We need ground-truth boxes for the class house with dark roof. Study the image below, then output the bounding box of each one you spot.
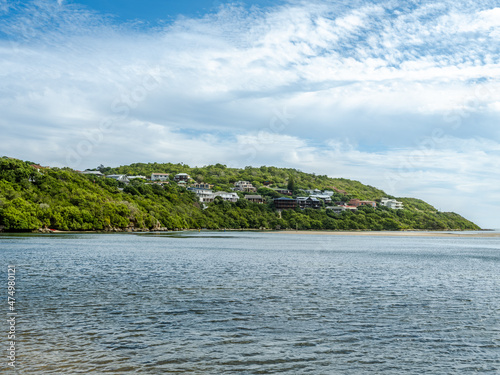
[174,173,190,182]
[297,196,321,209]
[273,197,297,210]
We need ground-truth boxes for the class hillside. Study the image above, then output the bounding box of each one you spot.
[101,163,387,200]
[0,158,480,232]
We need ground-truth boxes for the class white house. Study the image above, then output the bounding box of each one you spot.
[128,175,147,180]
[380,197,404,209]
[81,170,103,176]
[190,188,215,203]
[327,205,357,213]
[151,173,169,181]
[106,174,129,183]
[214,191,239,202]
[233,181,257,192]
[303,188,322,195]
[189,189,239,203]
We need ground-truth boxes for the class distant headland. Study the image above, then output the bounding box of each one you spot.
[0,157,480,232]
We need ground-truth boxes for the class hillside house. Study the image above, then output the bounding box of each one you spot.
[151,173,169,181]
[380,197,404,209]
[274,197,297,210]
[106,174,129,184]
[192,182,213,189]
[233,181,257,192]
[174,173,190,182]
[189,188,215,203]
[214,192,239,203]
[189,189,238,203]
[303,189,322,195]
[273,188,292,196]
[81,170,103,176]
[244,195,264,204]
[327,205,357,213]
[348,199,376,208]
[310,194,332,203]
[297,197,321,209]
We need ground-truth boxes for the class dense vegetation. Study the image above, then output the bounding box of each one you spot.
[101,162,386,199]
[0,158,480,232]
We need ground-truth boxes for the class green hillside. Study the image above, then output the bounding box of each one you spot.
[101,163,387,199]
[0,158,480,232]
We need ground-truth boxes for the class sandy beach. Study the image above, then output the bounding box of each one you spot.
[271,230,500,238]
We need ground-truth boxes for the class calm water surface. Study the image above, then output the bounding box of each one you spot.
[0,232,499,374]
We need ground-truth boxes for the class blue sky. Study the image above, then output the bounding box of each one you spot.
[1,0,500,228]
[66,0,284,23]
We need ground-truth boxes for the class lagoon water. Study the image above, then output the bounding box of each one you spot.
[1,232,499,374]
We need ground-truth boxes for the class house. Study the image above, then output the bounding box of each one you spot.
[106,174,130,184]
[233,181,257,192]
[303,188,322,195]
[31,164,50,173]
[192,182,213,189]
[128,175,146,180]
[189,188,215,203]
[327,205,357,214]
[263,181,273,186]
[272,188,292,195]
[297,196,321,209]
[81,170,103,176]
[273,197,297,210]
[327,206,345,214]
[214,191,239,203]
[189,189,239,203]
[380,197,404,209]
[174,173,190,182]
[348,199,376,208]
[322,190,334,197]
[310,194,332,203]
[151,173,169,181]
[244,195,264,204]
[177,180,187,187]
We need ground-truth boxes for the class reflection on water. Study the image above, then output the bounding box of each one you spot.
[1,232,499,374]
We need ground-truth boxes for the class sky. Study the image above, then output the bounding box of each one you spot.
[1,0,500,228]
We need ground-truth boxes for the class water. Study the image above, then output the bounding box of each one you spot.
[1,232,499,374]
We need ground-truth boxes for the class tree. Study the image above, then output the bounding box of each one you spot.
[287,175,295,193]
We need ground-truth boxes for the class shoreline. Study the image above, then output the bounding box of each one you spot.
[269,230,500,238]
[1,228,498,238]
